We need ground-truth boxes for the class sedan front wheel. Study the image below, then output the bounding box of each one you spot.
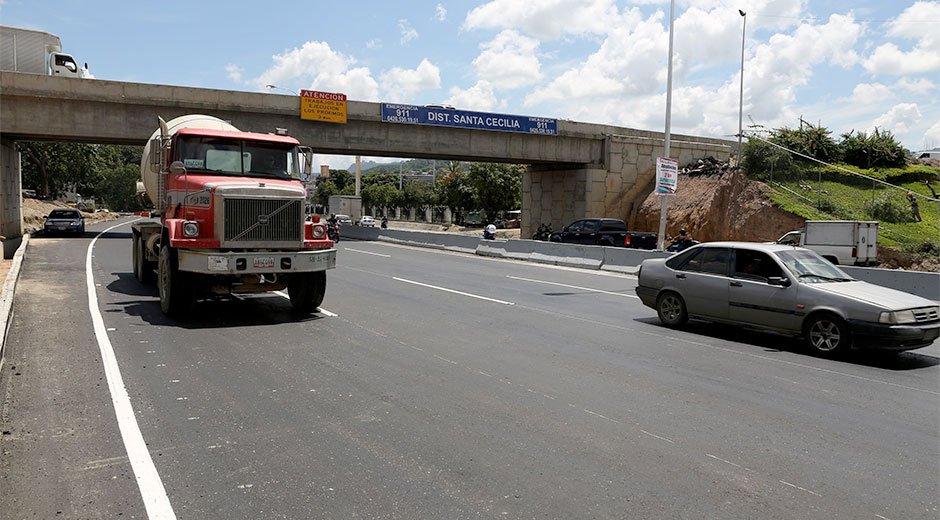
[804,313,851,356]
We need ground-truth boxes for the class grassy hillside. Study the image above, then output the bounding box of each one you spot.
[758,163,939,253]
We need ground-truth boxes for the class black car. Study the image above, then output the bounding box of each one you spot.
[43,208,85,235]
[548,218,657,249]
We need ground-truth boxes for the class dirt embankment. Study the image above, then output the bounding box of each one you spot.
[634,168,804,243]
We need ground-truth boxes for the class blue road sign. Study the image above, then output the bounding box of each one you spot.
[381,104,557,136]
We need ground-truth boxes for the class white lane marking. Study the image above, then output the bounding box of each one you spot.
[434,354,458,365]
[583,409,621,424]
[344,247,391,258]
[640,429,675,444]
[87,221,177,519]
[506,275,639,299]
[778,479,822,497]
[273,291,337,316]
[393,277,515,305]
[874,514,894,520]
[477,370,493,377]
[706,453,744,469]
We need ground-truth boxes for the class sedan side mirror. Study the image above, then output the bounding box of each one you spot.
[768,276,791,287]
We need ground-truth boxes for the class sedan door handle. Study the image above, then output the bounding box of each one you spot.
[675,273,686,279]
[730,281,743,287]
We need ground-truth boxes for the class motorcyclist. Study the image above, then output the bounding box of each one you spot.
[667,228,697,252]
[381,216,388,229]
[483,223,497,240]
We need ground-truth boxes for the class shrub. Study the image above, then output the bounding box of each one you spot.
[840,129,908,169]
[741,139,798,181]
[771,120,842,163]
[865,194,908,222]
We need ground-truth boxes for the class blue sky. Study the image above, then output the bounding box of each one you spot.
[2,0,938,169]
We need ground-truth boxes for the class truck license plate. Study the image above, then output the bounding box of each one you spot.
[253,257,275,269]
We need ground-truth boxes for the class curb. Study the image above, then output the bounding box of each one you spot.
[0,233,29,371]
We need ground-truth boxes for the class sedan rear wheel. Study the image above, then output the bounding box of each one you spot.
[656,292,688,328]
[804,314,851,356]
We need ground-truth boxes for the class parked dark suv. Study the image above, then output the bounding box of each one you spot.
[43,208,85,235]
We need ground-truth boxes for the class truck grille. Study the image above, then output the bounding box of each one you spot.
[223,198,302,243]
[913,307,939,323]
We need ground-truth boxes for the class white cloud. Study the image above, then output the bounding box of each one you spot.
[864,1,940,75]
[473,30,542,89]
[225,64,244,83]
[444,80,498,111]
[923,121,940,150]
[435,3,447,22]
[380,59,441,102]
[872,103,922,135]
[464,0,621,40]
[895,78,937,95]
[366,38,382,49]
[256,41,355,90]
[313,67,380,101]
[399,19,418,45]
[844,83,894,105]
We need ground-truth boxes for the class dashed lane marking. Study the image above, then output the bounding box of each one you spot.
[393,277,515,306]
[506,275,639,298]
[343,247,391,258]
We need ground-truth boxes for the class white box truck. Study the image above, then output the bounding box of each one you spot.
[0,25,87,78]
[776,220,878,266]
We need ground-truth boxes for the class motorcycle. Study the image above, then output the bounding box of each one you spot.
[327,222,340,242]
[381,218,388,229]
[531,223,553,241]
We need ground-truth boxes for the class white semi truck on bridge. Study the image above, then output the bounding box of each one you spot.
[0,25,88,78]
[132,115,336,316]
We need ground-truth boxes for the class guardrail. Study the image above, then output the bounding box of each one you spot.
[341,225,940,301]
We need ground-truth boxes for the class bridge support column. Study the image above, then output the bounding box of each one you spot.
[0,138,23,258]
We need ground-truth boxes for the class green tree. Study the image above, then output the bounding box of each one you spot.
[771,119,841,163]
[401,179,436,212]
[95,164,145,212]
[466,162,523,223]
[435,170,474,213]
[840,129,908,169]
[18,142,101,199]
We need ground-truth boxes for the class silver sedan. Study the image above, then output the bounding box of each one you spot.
[635,242,940,356]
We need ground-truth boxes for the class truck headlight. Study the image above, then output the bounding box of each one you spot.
[879,310,917,324]
[182,221,200,237]
[312,224,326,239]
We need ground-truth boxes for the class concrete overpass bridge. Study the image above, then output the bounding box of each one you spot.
[0,72,732,256]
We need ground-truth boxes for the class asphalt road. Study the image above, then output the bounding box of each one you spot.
[1,217,938,519]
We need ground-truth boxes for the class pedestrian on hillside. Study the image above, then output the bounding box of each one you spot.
[907,192,922,222]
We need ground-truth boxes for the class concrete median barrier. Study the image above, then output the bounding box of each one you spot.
[841,266,940,302]
[530,241,605,269]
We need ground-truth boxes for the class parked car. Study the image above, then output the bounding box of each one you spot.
[635,242,939,356]
[359,216,375,227]
[549,218,657,249]
[43,208,85,235]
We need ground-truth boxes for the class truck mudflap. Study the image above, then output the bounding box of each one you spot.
[176,249,336,275]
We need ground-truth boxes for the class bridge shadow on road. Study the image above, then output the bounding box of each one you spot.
[633,317,939,371]
[104,272,327,329]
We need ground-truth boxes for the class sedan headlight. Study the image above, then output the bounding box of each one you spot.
[879,310,917,324]
[182,221,200,238]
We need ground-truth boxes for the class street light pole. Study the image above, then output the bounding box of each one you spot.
[737,9,747,160]
[265,84,298,96]
[656,0,677,251]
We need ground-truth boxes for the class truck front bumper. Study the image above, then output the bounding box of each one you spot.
[177,248,336,275]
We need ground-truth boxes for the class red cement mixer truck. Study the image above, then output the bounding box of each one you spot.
[132,115,335,316]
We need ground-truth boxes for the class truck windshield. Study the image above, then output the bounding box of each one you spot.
[775,250,854,283]
[176,137,301,179]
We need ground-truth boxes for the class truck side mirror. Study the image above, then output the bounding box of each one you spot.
[169,161,186,175]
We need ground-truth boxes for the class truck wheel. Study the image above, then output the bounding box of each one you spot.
[656,291,688,328]
[132,236,142,280]
[288,271,327,313]
[803,313,851,356]
[159,244,193,316]
[133,236,154,284]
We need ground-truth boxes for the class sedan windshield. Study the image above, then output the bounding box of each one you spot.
[775,249,854,283]
[177,137,301,179]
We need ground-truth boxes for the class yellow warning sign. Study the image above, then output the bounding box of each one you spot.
[300,90,347,124]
